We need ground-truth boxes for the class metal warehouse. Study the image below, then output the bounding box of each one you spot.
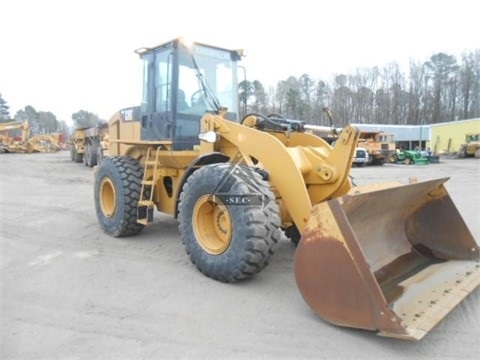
[353,118,480,154]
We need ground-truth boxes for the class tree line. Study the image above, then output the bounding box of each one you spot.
[1,49,479,137]
[240,50,480,127]
[0,95,102,141]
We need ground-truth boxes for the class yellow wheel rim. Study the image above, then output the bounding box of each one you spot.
[193,195,232,254]
[99,177,116,217]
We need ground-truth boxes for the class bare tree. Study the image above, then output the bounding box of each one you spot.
[331,74,353,126]
[244,48,478,126]
[348,67,378,123]
[311,80,330,125]
[298,74,315,121]
[407,60,425,124]
[459,50,480,119]
[275,77,303,119]
[250,80,268,115]
[424,53,458,123]
[238,80,253,118]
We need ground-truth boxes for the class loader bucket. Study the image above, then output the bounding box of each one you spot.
[294,177,480,340]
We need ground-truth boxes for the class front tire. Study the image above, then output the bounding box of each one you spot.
[94,156,144,237]
[97,146,104,166]
[83,146,90,166]
[178,163,282,283]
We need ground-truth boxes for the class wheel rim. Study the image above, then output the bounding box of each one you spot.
[99,177,116,217]
[193,195,232,254]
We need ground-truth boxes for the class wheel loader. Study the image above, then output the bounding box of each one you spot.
[458,133,480,158]
[93,37,480,341]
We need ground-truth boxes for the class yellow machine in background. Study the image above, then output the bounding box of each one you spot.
[0,120,64,153]
[93,38,479,341]
[357,131,396,165]
[28,133,62,153]
[70,123,108,166]
[0,120,34,153]
[458,133,480,158]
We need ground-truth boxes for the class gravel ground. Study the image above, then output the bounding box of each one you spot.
[1,152,479,359]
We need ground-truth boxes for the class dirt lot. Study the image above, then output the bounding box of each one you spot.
[1,152,479,359]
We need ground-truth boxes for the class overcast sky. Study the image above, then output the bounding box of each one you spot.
[1,0,478,124]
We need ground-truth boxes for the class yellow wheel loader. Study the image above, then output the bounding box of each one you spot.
[93,38,480,341]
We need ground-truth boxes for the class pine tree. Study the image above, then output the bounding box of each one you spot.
[0,93,10,120]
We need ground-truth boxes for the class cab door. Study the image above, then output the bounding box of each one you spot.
[140,44,174,142]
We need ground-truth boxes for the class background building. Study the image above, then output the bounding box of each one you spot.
[353,118,480,155]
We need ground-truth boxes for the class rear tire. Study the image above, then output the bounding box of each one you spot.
[94,156,144,237]
[75,150,83,163]
[84,143,98,167]
[178,163,282,283]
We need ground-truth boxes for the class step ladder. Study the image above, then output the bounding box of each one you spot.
[137,146,159,225]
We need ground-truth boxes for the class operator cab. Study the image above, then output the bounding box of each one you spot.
[136,38,243,150]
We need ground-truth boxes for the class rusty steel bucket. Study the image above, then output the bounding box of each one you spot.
[294,177,480,340]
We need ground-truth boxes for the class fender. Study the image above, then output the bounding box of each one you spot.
[174,152,230,217]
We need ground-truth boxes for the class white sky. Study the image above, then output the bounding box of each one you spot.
[1,0,478,124]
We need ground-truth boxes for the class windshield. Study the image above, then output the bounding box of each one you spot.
[178,44,239,118]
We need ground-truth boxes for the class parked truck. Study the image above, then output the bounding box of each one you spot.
[352,147,369,166]
[70,122,108,166]
[357,131,396,165]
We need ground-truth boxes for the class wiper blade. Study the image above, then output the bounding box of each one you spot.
[190,54,222,112]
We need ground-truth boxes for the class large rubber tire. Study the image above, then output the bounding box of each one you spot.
[97,146,104,166]
[75,150,83,163]
[83,146,89,166]
[84,143,98,167]
[178,163,282,283]
[94,156,145,237]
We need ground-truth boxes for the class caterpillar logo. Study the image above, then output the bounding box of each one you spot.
[121,108,134,122]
